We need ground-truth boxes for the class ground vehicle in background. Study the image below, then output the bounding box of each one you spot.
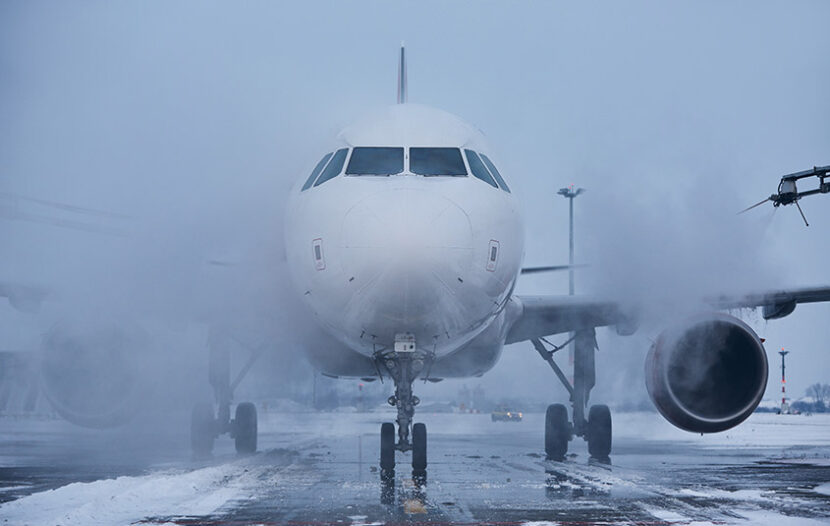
[491,407,523,422]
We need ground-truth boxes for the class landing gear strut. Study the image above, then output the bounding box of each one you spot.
[191,328,263,456]
[376,334,430,478]
[533,328,612,462]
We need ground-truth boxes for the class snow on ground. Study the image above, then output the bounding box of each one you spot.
[614,411,830,449]
[0,458,262,526]
[396,408,830,450]
[674,487,769,501]
[2,410,828,526]
[736,510,830,526]
[639,505,697,524]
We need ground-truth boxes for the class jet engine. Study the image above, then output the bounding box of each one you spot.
[645,313,768,433]
[39,324,148,428]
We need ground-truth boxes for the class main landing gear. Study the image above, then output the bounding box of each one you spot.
[191,329,264,457]
[376,334,430,482]
[533,328,612,462]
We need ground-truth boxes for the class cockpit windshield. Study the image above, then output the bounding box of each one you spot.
[410,147,467,176]
[302,152,333,191]
[480,153,510,193]
[464,149,498,188]
[346,147,404,176]
[313,148,348,187]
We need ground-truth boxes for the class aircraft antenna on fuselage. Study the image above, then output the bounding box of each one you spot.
[397,43,407,104]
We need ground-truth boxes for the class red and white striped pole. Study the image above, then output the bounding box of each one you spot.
[779,348,789,413]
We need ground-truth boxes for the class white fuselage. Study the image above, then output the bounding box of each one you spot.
[285,104,523,371]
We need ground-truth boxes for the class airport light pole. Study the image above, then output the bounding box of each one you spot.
[557,185,585,296]
[558,185,585,381]
[779,348,789,414]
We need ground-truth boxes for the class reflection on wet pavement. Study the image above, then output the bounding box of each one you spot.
[2,412,830,525]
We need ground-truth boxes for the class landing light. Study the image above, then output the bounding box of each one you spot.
[394,332,416,353]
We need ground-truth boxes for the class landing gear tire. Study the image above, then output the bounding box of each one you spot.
[586,404,612,460]
[234,402,258,454]
[545,403,569,461]
[191,402,215,457]
[380,422,396,478]
[412,422,427,472]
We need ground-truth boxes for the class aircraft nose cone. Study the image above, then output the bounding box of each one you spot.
[342,188,473,266]
[340,188,474,336]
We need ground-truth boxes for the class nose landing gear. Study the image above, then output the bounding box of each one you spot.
[375,336,431,480]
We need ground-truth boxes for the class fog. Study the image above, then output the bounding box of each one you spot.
[2,1,829,440]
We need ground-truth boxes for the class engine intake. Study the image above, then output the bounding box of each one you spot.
[645,313,767,433]
[39,324,147,428]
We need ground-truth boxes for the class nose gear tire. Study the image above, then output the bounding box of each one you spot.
[380,422,396,474]
[412,422,427,471]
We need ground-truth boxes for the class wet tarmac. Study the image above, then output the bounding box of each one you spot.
[2,410,830,525]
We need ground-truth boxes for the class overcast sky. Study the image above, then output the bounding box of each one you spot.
[2,1,829,409]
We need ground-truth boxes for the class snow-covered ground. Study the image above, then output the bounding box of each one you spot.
[616,411,830,449]
[2,460,258,525]
[1,410,829,526]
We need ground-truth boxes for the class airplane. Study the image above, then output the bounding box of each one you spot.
[188,47,830,477]
[6,46,828,479]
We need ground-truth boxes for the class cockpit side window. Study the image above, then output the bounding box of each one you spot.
[313,148,348,187]
[346,147,404,176]
[302,152,333,191]
[464,149,498,188]
[410,147,467,176]
[480,154,510,193]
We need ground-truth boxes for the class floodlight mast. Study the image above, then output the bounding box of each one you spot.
[556,184,587,425]
[557,185,585,296]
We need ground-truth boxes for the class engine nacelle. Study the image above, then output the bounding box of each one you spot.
[645,313,768,433]
[39,324,148,428]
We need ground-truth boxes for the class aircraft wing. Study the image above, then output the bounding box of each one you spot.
[505,285,830,344]
[703,286,830,320]
[505,295,630,344]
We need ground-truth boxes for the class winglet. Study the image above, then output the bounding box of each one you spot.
[397,43,407,104]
